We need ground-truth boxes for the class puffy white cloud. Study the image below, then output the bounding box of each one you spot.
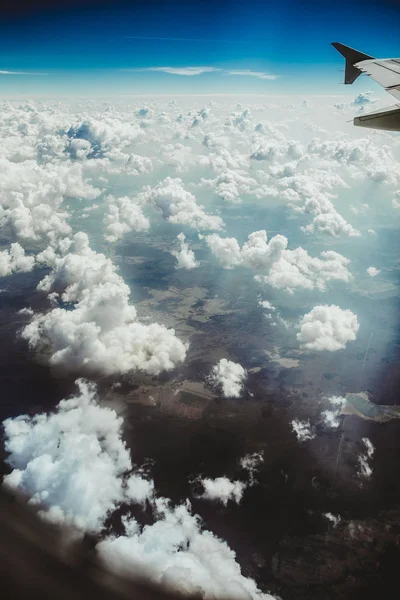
[257,248,352,293]
[321,411,340,428]
[205,234,242,269]
[357,456,372,478]
[321,395,346,428]
[297,305,359,351]
[335,92,377,112]
[302,211,361,239]
[197,476,246,506]
[258,299,276,311]
[238,231,287,270]
[278,172,361,239]
[22,289,187,377]
[224,109,252,131]
[323,513,341,527]
[250,139,303,162]
[357,437,375,479]
[0,243,35,277]
[22,233,188,376]
[291,419,315,442]
[2,379,132,532]
[367,266,380,277]
[125,474,155,506]
[97,498,276,600]
[18,307,34,316]
[239,451,264,485]
[306,136,390,169]
[206,231,352,293]
[0,159,100,243]
[3,378,276,600]
[171,233,199,270]
[36,232,122,300]
[66,118,143,159]
[139,177,224,231]
[362,437,375,459]
[104,195,150,243]
[207,230,284,270]
[199,148,249,175]
[209,168,257,204]
[209,358,247,398]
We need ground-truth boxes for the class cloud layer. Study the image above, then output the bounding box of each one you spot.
[0,93,397,599]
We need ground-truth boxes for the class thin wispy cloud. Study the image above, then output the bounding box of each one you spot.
[228,70,277,80]
[145,66,220,76]
[0,70,47,75]
[120,66,277,79]
[124,36,253,44]
[120,66,219,76]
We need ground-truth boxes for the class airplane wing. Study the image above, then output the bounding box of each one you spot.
[332,42,400,131]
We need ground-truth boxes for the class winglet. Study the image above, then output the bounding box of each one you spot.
[331,42,374,84]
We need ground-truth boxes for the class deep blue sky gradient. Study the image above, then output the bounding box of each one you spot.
[1,0,399,95]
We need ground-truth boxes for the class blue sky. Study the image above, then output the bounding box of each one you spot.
[0,0,399,96]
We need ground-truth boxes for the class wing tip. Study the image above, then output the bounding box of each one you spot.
[331,42,374,62]
[331,42,374,85]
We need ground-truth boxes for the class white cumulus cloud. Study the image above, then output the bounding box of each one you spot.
[0,243,35,277]
[104,194,150,243]
[321,395,346,428]
[297,305,359,351]
[239,451,264,485]
[323,513,341,527]
[291,419,315,442]
[357,437,375,479]
[197,476,246,506]
[0,160,100,244]
[3,379,132,532]
[22,233,188,376]
[139,177,224,231]
[209,358,247,398]
[367,266,380,277]
[206,230,352,293]
[125,474,155,506]
[97,498,276,600]
[3,380,276,600]
[171,233,199,269]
